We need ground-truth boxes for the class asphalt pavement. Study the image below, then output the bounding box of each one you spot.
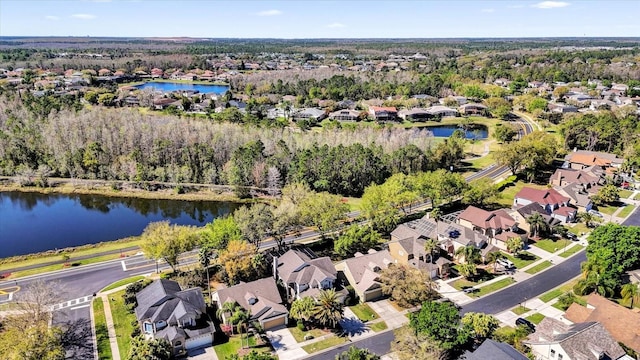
[623,205,640,226]
[303,329,395,360]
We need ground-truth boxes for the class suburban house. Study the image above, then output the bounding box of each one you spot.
[387,234,452,279]
[440,95,467,105]
[565,150,622,171]
[457,206,520,250]
[398,108,433,121]
[335,249,394,302]
[555,184,594,213]
[292,108,327,123]
[524,318,630,360]
[463,339,528,360]
[212,277,289,331]
[548,103,578,113]
[273,249,340,301]
[368,106,398,121]
[459,103,488,115]
[549,168,603,189]
[564,293,640,355]
[328,109,360,121]
[511,202,561,234]
[425,105,459,117]
[134,279,213,356]
[153,97,183,110]
[514,187,576,223]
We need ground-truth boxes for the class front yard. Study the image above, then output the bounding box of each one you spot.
[349,303,379,322]
[526,313,545,325]
[301,335,348,354]
[533,238,572,254]
[502,251,539,268]
[109,290,137,357]
[214,334,271,359]
[289,326,329,343]
[525,261,553,275]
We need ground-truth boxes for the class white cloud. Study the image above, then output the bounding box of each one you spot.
[481,8,495,13]
[256,9,282,16]
[531,1,570,9]
[45,15,60,21]
[71,13,96,20]
[326,23,346,28]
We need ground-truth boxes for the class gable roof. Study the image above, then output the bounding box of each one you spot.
[566,150,621,167]
[464,339,528,360]
[513,203,561,227]
[556,184,593,208]
[550,168,601,187]
[134,279,206,324]
[369,106,397,113]
[564,293,640,354]
[458,206,516,231]
[343,250,393,294]
[276,249,336,287]
[515,187,570,206]
[526,318,626,360]
[215,277,287,323]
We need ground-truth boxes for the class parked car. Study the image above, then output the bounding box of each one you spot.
[588,209,604,218]
[516,317,535,331]
[566,233,578,241]
[497,258,515,269]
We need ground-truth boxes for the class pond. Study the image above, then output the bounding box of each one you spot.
[135,81,230,94]
[0,192,240,258]
[424,124,488,139]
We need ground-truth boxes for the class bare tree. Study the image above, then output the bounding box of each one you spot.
[266,166,282,197]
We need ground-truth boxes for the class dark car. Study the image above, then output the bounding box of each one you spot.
[515,317,535,331]
[567,233,578,241]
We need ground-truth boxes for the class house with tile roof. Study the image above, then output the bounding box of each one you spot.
[510,202,562,234]
[464,339,528,360]
[457,206,522,250]
[273,249,339,301]
[212,277,288,331]
[565,150,622,171]
[549,167,603,189]
[524,318,630,360]
[134,279,213,356]
[335,249,394,302]
[564,293,640,355]
[368,106,398,121]
[514,187,576,223]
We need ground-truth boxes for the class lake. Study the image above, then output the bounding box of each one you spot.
[135,81,230,94]
[0,192,240,258]
[426,125,488,139]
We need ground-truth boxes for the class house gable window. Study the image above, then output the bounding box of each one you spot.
[143,322,154,334]
[156,320,167,330]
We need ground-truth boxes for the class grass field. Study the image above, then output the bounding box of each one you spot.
[534,238,572,254]
[511,305,530,315]
[495,181,548,207]
[349,303,379,322]
[618,204,635,218]
[92,299,113,360]
[302,335,348,354]
[101,275,146,292]
[503,252,540,269]
[525,261,553,275]
[471,278,516,298]
[568,223,590,236]
[214,335,269,359]
[370,321,388,332]
[526,313,545,325]
[597,203,619,215]
[289,327,329,343]
[559,245,584,258]
[109,290,137,357]
[620,189,633,199]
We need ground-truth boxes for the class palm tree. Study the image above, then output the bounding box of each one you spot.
[621,283,640,308]
[231,308,250,349]
[506,237,524,255]
[577,212,601,228]
[526,213,547,239]
[423,238,439,263]
[312,289,344,329]
[486,251,507,273]
[455,245,481,265]
[216,301,240,334]
[458,263,478,280]
[290,296,315,325]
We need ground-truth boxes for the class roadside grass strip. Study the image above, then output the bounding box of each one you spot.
[559,245,584,258]
[302,335,348,354]
[92,298,113,360]
[349,303,379,322]
[525,261,553,275]
[511,305,530,315]
[370,321,388,332]
[101,275,146,292]
[470,278,516,298]
[526,313,545,325]
[539,289,563,303]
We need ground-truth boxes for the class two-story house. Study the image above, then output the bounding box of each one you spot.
[134,279,214,357]
[273,249,341,301]
[335,249,394,302]
[457,206,520,250]
[524,318,630,360]
[212,277,289,331]
[565,150,622,171]
[368,106,398,121]
[514,187,577,223]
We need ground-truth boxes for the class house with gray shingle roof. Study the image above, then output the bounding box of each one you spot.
[134,279,213,356]
[212,277,288,331]
[273,249,339,301]
[336,249,394,302]
[464,339,528,360]
[524,318,630,360]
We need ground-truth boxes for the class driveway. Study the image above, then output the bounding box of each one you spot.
[266,326,308,360]
[187,346,218,360]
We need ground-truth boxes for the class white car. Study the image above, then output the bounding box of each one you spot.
[588,209,604,218]
[497,258,515,269]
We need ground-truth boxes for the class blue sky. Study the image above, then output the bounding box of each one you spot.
[1,1,639,38]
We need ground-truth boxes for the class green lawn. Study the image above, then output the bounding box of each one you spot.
[559,245,584,258]
[109,290,137,357]
[597,203,618,215]
[349,303,379,322]
[289,327,329,343]
[618,204,635,218]
[92,299,113,360]
[214,334,269,359]
[534,238,572,254]
[511,305,530,315]
[471,278,516,298]
[539,289,564,303]
[568,223,590,236]
[101,275,146,292]
[620,189,633,199]
[302,335,348,354]
[344,197,362,212]
[526,313,546,325]
[503,252,540,269]
[370,321,388,332]
[451,272,499,291]
[525,261,553,275]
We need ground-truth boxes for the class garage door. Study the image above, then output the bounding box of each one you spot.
[262,316,286,330]
[186,333,212,350]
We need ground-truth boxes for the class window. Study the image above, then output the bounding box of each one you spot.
[143,322,154,334]
[550,349,556,357]
[408,254,414,260]
[558,355,563,360]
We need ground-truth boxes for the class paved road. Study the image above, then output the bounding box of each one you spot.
[461,249,586,314]
[622,205,640,226]
[304,329,395,360]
